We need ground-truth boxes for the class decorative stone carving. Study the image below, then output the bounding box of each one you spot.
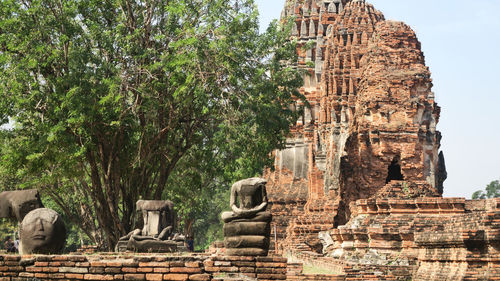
[19,208,66,254]
[221,178,272,256]
[116,200,184,253]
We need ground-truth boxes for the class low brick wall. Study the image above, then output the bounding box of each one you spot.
[0,254,287,281]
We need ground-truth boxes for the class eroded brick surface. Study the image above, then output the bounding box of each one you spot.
[266,0,444,254]
[263,0,500,280]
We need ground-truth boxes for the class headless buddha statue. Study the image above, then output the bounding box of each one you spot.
[221,178,272,256]
[116,200,181,253]
[221,177,271,223]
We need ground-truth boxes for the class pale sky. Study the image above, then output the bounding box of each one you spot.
[255,0,500,198]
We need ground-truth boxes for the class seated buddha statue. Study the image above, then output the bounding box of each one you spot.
[221,178,272,256]
[116,200,182,253]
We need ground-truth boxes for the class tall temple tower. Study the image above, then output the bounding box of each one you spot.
[265,0,447,253]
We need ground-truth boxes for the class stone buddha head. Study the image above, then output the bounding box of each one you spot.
[19,208,66,254]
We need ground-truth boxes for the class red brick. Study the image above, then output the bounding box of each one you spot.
[137,267,153,273]
[121,267,137,273]
[153,268,169,273]
[65,273,84,279]
[184,261,201,268]
[84,274,114,280]
[139,262,169,268]
[169,267,202,274]
[163,273,189,281]
[188,274,210,281]
[145,273,163,281]
[124,273,145,280]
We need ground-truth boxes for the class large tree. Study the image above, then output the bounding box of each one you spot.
[0,0,301,249]
[472,179,500,199]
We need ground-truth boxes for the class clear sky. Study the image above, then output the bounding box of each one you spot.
[255,0,500,198]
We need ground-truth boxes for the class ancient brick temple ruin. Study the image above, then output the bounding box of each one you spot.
[266,0,445,253]
[1,1,499,281]
[265,0,500,280]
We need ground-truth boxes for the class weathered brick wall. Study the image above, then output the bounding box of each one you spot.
[413,198,500,281]
[326,196,467,262]
[4,199,493,281]
[343,264,414,281]
[0,252,422,281]
[0,254,288,281]
[265,0,354,254]
[267,0,446,255]
[266,168,308,254]
[285,259,413,281]
[319,196,500,280]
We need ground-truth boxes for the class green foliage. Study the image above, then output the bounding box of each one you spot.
[0,0,302,249]
[0,219,17,248]
[472,180,500,199]
[40,194,93,252]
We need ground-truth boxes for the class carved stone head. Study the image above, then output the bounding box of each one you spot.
[19,208,66,254]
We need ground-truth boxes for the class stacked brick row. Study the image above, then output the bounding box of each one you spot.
[289,274,344,281]
[413,198,500,280]
[326,195,466,262]
[287,253,346,274]
[74,245,99,255]
[0,254,288,281]
[343,264,414,281]
[320,196,500,280]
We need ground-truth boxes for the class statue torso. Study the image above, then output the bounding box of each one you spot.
[237,184,263,209]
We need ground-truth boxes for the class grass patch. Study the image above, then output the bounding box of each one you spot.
[302,264,338,275]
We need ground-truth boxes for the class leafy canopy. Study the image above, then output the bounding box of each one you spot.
[472,179,500,199]
[0,0,302,249]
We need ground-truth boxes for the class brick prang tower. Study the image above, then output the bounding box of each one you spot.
[265,0,446,253]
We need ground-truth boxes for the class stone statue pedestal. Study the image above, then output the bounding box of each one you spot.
[223,214,272,256]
